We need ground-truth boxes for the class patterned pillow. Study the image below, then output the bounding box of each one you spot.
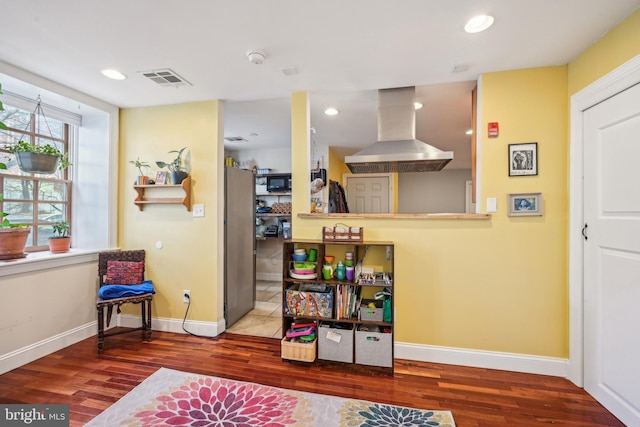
[105,261,144,285]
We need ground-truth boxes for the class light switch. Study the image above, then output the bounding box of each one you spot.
[193,204,205,218]
[487,198,497,213]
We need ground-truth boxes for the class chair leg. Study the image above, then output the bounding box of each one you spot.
[141,302,146,338]
[97,306,104,354]
[146,300,152,341]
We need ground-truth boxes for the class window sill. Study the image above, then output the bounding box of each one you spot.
[0,248,104,277]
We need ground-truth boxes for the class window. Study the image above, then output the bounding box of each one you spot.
[0,102,72,251]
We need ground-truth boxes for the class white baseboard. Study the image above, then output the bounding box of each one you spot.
[395,341,569,378]
[119,314,223,338]
[0,318,567,379]
[0,322,96,375]
[256,272,281,282]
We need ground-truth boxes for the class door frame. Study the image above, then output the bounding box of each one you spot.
[569,54,640,387]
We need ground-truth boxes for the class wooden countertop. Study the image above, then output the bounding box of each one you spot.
[298,213,491,220]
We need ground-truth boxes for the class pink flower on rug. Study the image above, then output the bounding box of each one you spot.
[133,376,303,426]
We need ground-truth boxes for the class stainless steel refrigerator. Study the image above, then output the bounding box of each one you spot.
[224,167,256,328]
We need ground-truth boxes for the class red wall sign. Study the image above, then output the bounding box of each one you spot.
[488,122,499,138]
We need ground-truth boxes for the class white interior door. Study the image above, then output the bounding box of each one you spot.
[344,174,391,213]
[583,81,640,427]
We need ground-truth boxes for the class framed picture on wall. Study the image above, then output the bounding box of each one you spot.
[508,142,538,176]
[155,171,168,185]
[508,192,543,216]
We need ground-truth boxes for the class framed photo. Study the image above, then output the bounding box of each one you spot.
[508,193,542,216]
[155,171,168,185]
[509,142,538,176]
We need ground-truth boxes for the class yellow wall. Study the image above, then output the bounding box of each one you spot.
[119,101,222,322]
[568,8,640,95]
[327,146,350,185]
[293,67,569,358]
[110,8,639,360]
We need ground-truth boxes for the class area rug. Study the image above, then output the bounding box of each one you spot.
[86,367,455,426]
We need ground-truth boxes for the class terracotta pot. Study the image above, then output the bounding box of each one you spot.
[0,227,31,260]
[48,236,71,253]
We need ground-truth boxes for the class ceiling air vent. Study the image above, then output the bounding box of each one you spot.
[140,68,192,87]
[224,136,248,143]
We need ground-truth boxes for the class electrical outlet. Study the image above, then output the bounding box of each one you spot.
[192,204,205,218]
[183,290,190,303]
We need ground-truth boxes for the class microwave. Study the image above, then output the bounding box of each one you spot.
[267,174,292,192]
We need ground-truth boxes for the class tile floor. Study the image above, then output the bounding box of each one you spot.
[226,280,282,338]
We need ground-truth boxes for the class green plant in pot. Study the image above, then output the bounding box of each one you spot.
[156,147,188,184]
[130,157,151,185]
[4,140,71,174]
[0,82,31,260]
[48,220,71,253]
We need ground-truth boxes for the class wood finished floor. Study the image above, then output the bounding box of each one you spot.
[0,330,623,427]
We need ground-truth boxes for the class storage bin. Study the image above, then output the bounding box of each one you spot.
[318,323,354,363]
[355,325,393,367]
[281,337,317,362]
[360,299,383,322]
[285,287,333,318]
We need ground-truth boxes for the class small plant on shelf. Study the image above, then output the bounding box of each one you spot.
[130,157,151,185]
[156,147,188,184]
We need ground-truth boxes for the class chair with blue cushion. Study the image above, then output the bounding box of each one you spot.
[96,249,154,353]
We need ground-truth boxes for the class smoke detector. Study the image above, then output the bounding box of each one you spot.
[247,51,266,65]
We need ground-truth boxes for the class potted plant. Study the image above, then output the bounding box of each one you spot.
[156,147,188,184]
[130,157,151,185]
[48,220,70,253]
[0,83,31,260]
[4,140,72,174]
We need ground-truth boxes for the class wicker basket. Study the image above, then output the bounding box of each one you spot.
[281,337,317,362]
[322,225,363,242]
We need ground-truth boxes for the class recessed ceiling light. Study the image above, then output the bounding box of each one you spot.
[414,102,423,110]
[324,108,339,116]
[466,129,473,135]
[101,69,127,80]
[465,15,494,33]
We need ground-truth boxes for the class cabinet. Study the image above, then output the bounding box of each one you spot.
[281,239,394,372]
[133,175,191,211]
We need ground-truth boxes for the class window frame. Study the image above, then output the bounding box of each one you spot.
[0,103,73,252]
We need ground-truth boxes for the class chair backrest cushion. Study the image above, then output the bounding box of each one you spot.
[105,260,144,285]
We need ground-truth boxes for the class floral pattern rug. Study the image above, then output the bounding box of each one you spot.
[86,368,455,426]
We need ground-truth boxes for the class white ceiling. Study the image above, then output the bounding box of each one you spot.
[1,0,638,169]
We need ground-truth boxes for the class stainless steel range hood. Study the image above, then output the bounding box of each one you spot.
[345,86,453,173]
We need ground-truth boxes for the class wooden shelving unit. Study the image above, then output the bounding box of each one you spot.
[281,239,394,372]
[133,175,191,211]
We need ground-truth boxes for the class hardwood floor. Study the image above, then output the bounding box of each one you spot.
[0,330,623,427]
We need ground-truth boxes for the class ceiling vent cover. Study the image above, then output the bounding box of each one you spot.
[139,68,192,87]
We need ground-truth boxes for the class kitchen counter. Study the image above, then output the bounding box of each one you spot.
[298,213,491,220]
